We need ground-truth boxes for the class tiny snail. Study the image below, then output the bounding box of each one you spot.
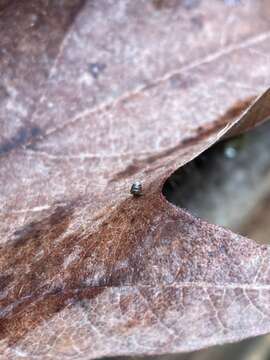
[130,181,143,197]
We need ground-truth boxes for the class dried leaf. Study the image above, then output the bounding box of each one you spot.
[1,1,270,358]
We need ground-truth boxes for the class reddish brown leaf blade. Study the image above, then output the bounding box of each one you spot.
[224,88,270,138]
[1,1,270,358]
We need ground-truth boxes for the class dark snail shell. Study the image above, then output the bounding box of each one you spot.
[130,181,143,197]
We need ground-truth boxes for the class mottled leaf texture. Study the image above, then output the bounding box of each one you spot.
[1,1,270,359]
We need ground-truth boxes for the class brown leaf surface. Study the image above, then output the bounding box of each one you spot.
[1,1,270,358]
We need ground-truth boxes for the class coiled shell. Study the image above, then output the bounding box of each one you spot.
[130,181,143,197]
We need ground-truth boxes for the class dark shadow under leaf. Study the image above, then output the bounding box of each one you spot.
[163,120,270,244]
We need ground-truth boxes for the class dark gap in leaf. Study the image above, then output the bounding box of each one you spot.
[162,120,270,244]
